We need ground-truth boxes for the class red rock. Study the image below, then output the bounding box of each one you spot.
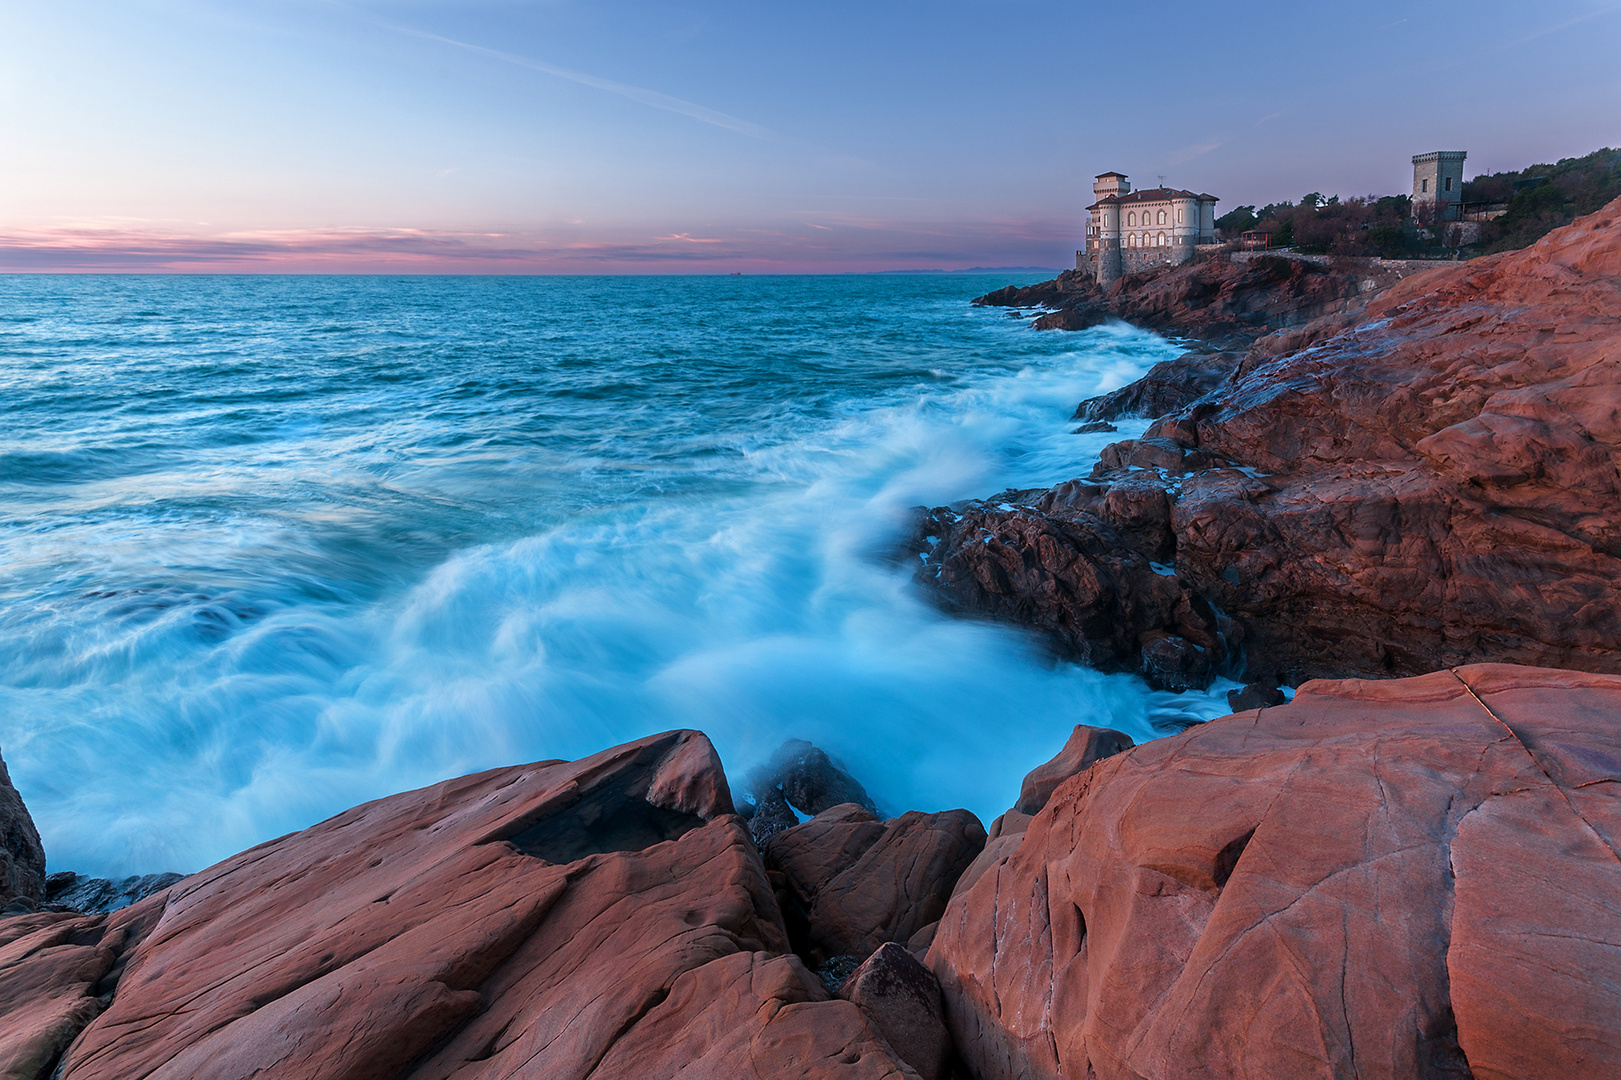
[928,664,1621,1080]
[808,810,986,963]
[839,942,952,1080]
[47,731,916,1080]
[764,802,888,907]
[0,896,167,1080]
[1017,726,1135,816]
[919,197,1621,683]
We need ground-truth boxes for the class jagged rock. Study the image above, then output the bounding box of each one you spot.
[912,487,1227,690]
[45,731,919,1080]
[922,197,1621,684]
[43,873,184,916]
[0,751,45,910]
[807,810,985,964]
[1015,725,1135,815]
[928,664,1621,1080]
[1073,421,1117,434]
[1076,349,1242,422]
[743,739,879,843]
[840,943,952,1080]
[1227,679,1287,711]
[0,897,168,1080]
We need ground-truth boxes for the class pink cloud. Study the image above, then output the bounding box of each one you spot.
[0,220,1078,274]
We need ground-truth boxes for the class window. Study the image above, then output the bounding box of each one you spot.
[1157,210,1166,225]
[1127,212,1136,226]
[1178,208,1184,223]
[1158,232,1167,246]
[1445,177,1453,192]
[1422,179,1429,192]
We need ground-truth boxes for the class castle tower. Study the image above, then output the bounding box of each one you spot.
[1093,172,1128,286]
[1413,151,1467,222]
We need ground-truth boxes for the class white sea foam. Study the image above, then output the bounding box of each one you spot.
[1,285,1237,876]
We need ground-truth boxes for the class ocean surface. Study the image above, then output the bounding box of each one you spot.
[0,274,1236,878]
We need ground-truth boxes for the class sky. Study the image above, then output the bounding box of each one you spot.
[1,0,1618,272]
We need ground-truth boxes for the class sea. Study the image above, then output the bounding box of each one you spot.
[0,274,1238,878]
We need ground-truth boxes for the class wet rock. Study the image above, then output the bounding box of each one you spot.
[815,954,861,995]
[1077,349,1242,423]
[928,664,1621,1080]
[743,739,879,843]
[807,810,985,963]
[840,942,952,1080]
[1073,421,1118,434]
[43,873,185,916]
[46,731,916,1080]
[1015,724,1135,815]
[0,750,45,910]
[1227,679,1287,711]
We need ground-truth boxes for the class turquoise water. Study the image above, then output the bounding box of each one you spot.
[0,275,1233,876]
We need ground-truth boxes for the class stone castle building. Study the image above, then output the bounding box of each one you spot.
[1413,150,1466,222]
[1079,172,1218,285]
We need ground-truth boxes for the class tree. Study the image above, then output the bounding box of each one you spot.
[1215,205,1257,234]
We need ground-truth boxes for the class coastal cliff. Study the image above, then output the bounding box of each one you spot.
[917,196,1621,688]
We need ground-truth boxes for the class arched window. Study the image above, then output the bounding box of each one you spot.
[1157,210,1166,225]
[1127,212,1136,226]
[1158,232,1167,247]
[1177,208,1184,223]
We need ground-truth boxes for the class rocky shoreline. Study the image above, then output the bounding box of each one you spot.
[3,663,1619,1079]
[1,199,1617,1079]
[918,197,1621,690]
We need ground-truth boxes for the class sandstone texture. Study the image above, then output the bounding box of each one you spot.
[767,804,986,967]
[923,197,1621,685]
[928,663,1621,1080]
[34,731,922,1080]
[838,943,952,1080]
[0,752,45,913]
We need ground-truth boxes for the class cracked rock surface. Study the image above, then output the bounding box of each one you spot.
[927,663,1621,1080]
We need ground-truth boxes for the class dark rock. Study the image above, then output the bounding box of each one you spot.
[815,954,861,995]
[1015,725,1135,815]
[0,749,45,909]
[840,942,952,1080]
[1227,680,1287,712]
[1073,421,1118,434]
[43,873,185,916]
[743,739,878,843]
[1076,349,1241,422]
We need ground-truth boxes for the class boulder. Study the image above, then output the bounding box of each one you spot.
[1015,724,1135,815]
[928,664,1621,1080]
[839,942,952,1080]
[1227,679,1287,712]
[808,809,986,963]
[743,739,879,844]
[764,802,885,901]
[920,197,1621,684]
[45,731,918,1080]
[0,751,45,910]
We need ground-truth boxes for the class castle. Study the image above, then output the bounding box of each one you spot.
[1079,172,1218,285]
[1412,150,1466,222]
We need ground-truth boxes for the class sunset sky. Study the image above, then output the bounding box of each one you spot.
[3,0,1618,272]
